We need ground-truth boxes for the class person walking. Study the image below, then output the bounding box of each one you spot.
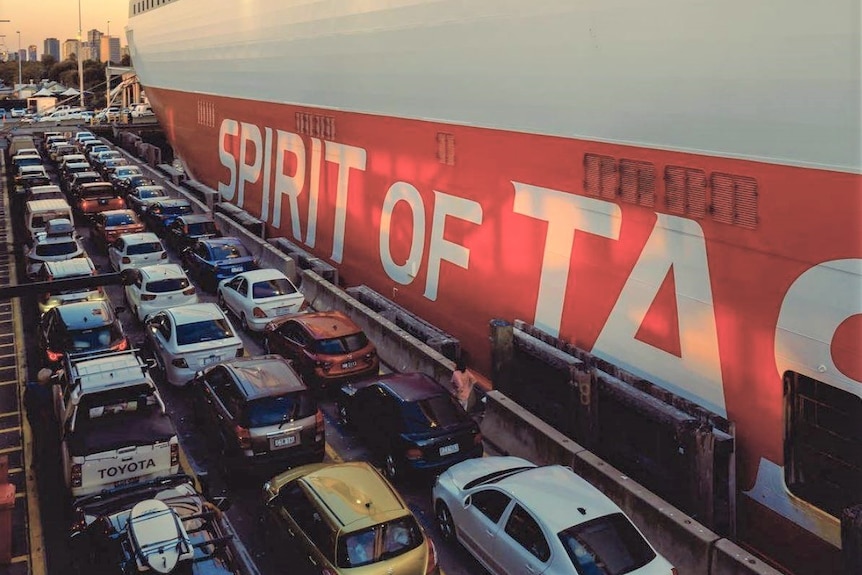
[23,368,55,469]
[451,358,477,412]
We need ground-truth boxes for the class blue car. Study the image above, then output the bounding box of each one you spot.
[143,199,194,236]
[181,237,257,292]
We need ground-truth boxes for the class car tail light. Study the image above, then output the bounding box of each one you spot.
[182,287,195,295]
[160,251,168,259]
[170,443,179,467]
[314,359,333,372]
[140,293,156,301]
[252,307,267,318]
[71,463,82,487]
[425,536,438,575]
[235,348,244,358]
[112,338,129,352]
[235,425,252,449]
[171,358,188,368]
[364,350,377,363]
[46,349,63,363]
[405,447,423,461]
[121,256,131,264]
[474,432,484,445]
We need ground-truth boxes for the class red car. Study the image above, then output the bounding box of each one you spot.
[264,310,379,390]
[91,209,146,252]
[74,182,125,220]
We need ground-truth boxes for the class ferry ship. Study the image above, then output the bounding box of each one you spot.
[126,1,861,573]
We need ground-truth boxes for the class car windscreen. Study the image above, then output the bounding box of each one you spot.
[336,516,423,569]
[126,241,162,255]
[252,278,297,299]
[558,512,657,575]
[175,318,233,346]
[65,323,124,352]
[162,205,193,216]
[35,241,78,257]
[401,394,469,434]
[105,213,136,226]
[186,221,217,236]
[242,391,316,428]
[313,332,368,354]
[210,243,250,260]
[146,277,189,293]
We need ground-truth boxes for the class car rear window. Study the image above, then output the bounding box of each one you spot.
[35,241,78,257]
[186,221,217,236]
[81,186,116,199]
[210,243,250,260]
[336,516,423,568]
[559,513,656,575]
[401,394,470,434]
[139,189,164,199]
[127,241,162,255]
[252,278,297,299]
[163,205,193,216]
[146,277,189,293]
[65,323,124,352]
[313,332,368,355]
[175,318,233,346]
[242,391,316,428]
[105,213,136,226]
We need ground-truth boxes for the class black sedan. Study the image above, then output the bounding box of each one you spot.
[164,214,220,253]
[181,237,257,292]
[115,174,156,196]
[142,198,194,236]
[125,184,168,215]
[337,372,483,482]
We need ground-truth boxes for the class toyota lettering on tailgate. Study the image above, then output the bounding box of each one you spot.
[96,458,157,479]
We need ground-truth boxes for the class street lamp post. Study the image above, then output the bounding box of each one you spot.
[77,0,85,108]
[16,30,21,88]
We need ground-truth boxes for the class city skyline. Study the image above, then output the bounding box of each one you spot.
[1,0,127,59]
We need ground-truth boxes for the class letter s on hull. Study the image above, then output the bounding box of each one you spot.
[218,119,240,202]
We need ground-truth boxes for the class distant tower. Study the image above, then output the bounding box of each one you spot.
[44,38,60,61]
[100,36,122,64]
[27,45,37,62]
[62,39,78,61]
[87,29,102,61]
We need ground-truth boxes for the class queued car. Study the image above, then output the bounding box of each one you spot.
[124,263,198,323]
[142,198,194,236]
[263,310,379,388]
[34,257,107,314]
[191,355,325,477]
[100,157,131,179]
[37,300,128,367]
[108,164,143,187]
[263,461,439,575]
[181,236,257,292]
[217,269,305,332]
[337,372,483,481]
[11,152,43,172]
[164,214,219,252]
[144,303,244,386]
[72,182,125,220]
[115,174,156,196]
[91,209,146,252]
[25,184,65,203]
[125,184,168,215]
[85,144,111,162]
[24,219,86,280]
[66,171,103,197]
[49,143,77,163]
[61,161,93,184]
[67,475,245,575]
[15,165,51,193]
[432,457,676,575]
[107,232,167,272]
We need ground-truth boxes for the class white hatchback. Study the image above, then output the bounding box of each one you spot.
[124,263,199,322]
[216,268,305,332]
[432,457,675,575]
[144,303,243,386]
[107,232,167,272]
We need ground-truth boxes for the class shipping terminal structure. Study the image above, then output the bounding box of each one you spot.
[125,1,861,573]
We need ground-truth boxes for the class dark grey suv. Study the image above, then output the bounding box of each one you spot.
[191,355,325,479]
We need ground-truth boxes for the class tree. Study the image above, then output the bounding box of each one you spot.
[41,55,56,68]
[120,54,130,67]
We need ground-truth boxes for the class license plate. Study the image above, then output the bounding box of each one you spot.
[202,355,220,366]
[276,307,291,316]
[231,266,243,273]
[271,435,297,449]
[341,360,357,369]
[99,198,108,205]
[439,444,460,456]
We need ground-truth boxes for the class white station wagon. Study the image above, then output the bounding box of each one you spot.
[216,268,305,332]
[124,263,198,322]
[432,457,675,575]
[144,303,244,386]
[107,232,167,272]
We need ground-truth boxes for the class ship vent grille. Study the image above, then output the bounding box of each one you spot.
[437,133,455,165]
[710,173,758,229]
[584,154,617,199]
[619,160,655,207]
[664,166,707,219]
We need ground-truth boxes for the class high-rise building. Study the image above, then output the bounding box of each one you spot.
[18,49,26,62]
[28,45,37,62]
[43,38,60,61]
[100,36,121,64]
[87,29,102,61]
[62,39,78,61]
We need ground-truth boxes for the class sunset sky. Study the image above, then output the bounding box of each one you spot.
[2,0,128,56]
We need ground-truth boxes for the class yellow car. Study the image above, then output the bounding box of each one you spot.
[263,461,439,574]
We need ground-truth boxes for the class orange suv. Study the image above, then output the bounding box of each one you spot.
[264,311,379,390]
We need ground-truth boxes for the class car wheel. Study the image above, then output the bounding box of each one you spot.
[383,453,399,483]
[217,292,227,310]
[436,501,456,542]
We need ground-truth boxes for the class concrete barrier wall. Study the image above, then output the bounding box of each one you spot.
[709,540,787,575]
[299,270,456,389]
